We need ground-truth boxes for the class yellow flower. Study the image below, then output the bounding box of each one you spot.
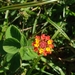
[35,38,40,44]
[34,43,39,47]
[46,47,50,51]
[39,48,44,54]
[47,40,53,44]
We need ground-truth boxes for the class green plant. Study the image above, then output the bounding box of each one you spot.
[0,0,75,75]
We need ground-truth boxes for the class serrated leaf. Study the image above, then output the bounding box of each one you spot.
[5,25,21,41]
[28,47,38,57]
[3,38,21,54]
[20,47,38,60]
[20,34,27,47]
[20,47,31,60]
[5,54,14,62]
[26,48,37,59]
[9,53,21,72]
[20,48,33,60]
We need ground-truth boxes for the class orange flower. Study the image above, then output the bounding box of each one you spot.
[34,47,38,52]
[48,44,54,48]
[45,35,50,41]
[32,34,54,56]
[41,34,46,40]
[43,50,47,56]
[35,35,40,39]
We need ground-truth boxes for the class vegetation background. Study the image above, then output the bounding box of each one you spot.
[0,0,75,75]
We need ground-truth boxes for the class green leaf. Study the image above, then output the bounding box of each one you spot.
[20,34,27,47]
[9,53,21,72]
[5,25,21,41]
[20,46,38,60]
[3,38,21,54]
[5,54,14,62]
[0,40,6,54]
[0,67,4,73]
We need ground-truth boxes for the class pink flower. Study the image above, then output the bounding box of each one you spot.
[45,35,50,41]
[39,41,47,48]
[35,35,40,39]
[41,34,46,40]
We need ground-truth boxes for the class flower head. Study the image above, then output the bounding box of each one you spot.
[32,34,54,56]
[39,41,47,48]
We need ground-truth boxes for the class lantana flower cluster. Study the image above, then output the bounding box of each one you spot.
[32,34,54,56]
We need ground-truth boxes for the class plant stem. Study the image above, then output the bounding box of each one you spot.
[27,56,41,75]
[4,71,6,75]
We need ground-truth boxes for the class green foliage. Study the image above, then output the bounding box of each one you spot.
[5,25,21,41]
[3,38,21,54]
[3,25,38,60]
[0,0,75,75]
[9,53,21,72]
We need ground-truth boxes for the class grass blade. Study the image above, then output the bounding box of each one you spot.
[0,0,58,12]
[41,57,65,75]
[52,23,65,39]
[47,17,70,41]
[32,16,38,34]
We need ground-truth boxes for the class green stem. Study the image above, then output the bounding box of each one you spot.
[3,0,10,25]
[27,56,41,75]
[4,70,6,75]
